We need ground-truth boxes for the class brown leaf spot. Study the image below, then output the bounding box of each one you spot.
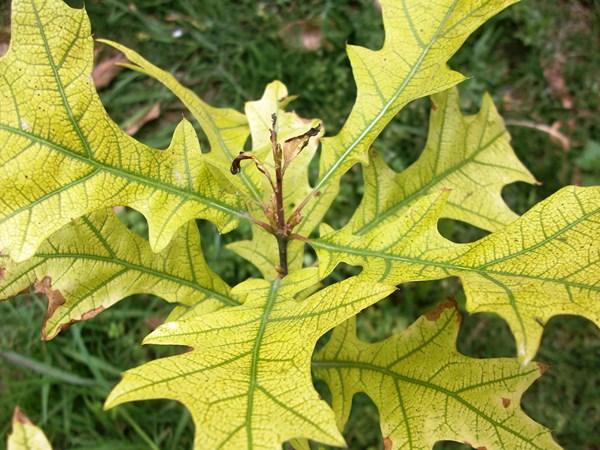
[536,362,549,375]
[35,276,106,339]
[502,397,511,408]
[45,305,106,340]
[35,277,67,337]
[12,406,32,426]
[383,436,393,450]
[425,298,457,321]
[80,305,105,321]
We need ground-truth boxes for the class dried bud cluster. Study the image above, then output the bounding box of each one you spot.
[230,113,321,276]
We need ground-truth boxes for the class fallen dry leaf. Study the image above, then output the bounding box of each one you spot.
[280,19,323,52]
[125,104,161,136]
[543,56,574,110]
[93,51,127,89]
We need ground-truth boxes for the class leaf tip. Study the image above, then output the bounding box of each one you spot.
[142,320,181,344]
[383,436,393,450]
[536,361,549,375]
[12,407,32,427]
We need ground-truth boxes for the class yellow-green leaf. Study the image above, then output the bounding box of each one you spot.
[0,0,246,262]
[97,39,260,203]
[313,186,600,363]
[312,0,519,195]
[105,269,394,449]
[288,439,311,450]
[313,302,560,450]
[0,209,238,339]
[350,88,536,234]
[7,407,52,450]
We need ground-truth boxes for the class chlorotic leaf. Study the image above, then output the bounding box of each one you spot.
[105,269,394,449]
[7,407,52,450]
[288,439,311,450]
[0,0,247,262]
[349,88,536,234]
[97,39,261,203]
[311,0,519,195]
[312,186,600,363]
[313,302,560,450]
[0,209,238,339]
[227,81,326,279]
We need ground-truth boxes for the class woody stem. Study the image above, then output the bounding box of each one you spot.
[273,117,288,277]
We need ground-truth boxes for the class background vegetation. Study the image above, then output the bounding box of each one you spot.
[0,1,598,449]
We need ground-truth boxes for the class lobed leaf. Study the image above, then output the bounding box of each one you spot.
[310,0,520,199]
[312,186,600,363]
[7,407,52,450]
[96,50,334,279]
[97,39,259,203]
[313,301,560,449]
[350,87,536,235]
[0,0,247,262]
[105,269,394,449]
[0,209,238,339]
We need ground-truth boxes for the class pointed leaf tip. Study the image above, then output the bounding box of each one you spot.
[8,407,52,450]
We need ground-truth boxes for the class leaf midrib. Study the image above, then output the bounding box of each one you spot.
[104,39,264,205]
[32,250,237,305]
[246,279,280,448]
[316,238,599,290]
[0,124,247,220]
[312,0,459,194]
[313,199,600,290]
[312,358,543,448]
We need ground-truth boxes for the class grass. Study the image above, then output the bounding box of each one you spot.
[1,0,599,449]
